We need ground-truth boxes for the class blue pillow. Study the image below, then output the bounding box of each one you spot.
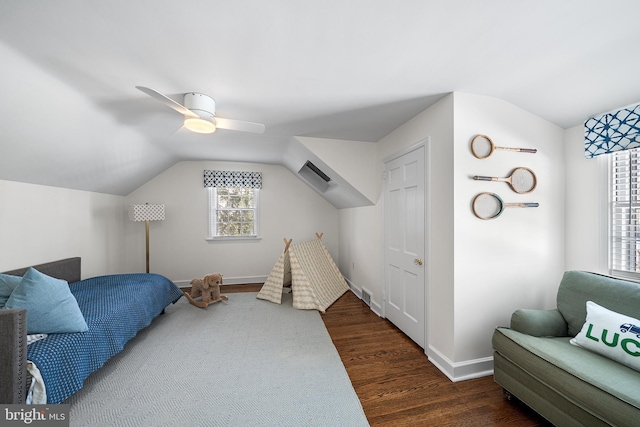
[0,274,22,308]
[4,268,88,334]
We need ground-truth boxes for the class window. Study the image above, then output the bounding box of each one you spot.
[204,170,262,240]
[609,148,640,279]
[208,187,259,239]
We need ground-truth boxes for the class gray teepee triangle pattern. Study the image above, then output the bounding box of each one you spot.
[258,237,348,312]
[257,249,291,304]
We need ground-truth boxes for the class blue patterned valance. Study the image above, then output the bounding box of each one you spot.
[203,170,262,189]
[584,103,640,158]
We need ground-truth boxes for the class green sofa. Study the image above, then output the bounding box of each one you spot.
[492,271,640,426]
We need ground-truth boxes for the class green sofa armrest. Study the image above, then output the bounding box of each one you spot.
[510,308,567,337]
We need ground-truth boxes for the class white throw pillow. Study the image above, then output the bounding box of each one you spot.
[570,301,640,372]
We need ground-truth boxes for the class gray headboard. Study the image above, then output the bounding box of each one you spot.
[2,257,81,284]
[0,257,82,404]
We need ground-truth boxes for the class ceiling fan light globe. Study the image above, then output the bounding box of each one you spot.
[184,117,216,134]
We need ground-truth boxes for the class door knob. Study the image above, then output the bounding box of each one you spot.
[414,258,423,266]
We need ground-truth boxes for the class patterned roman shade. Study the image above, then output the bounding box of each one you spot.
[203,170,262,189]
[584,103,640,158]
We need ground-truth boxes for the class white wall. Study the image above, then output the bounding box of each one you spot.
[564,124,604,273]
[340,94,456,347]
[338,92,567,380]
[452,93,565,372]
[124,161,339,284]
[291,135,381,305]
[297,136,379,204]
[0,180,126,278]
[339,203,382,304]
[378,94,458,361]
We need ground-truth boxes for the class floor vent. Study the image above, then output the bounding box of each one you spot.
[362,291,371,307]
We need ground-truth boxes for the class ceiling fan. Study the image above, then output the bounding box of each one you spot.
[136,86,265,134]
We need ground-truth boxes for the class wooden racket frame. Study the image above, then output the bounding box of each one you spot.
[471,134,537,159]
[472,192,539,220]
[473,167,537,194]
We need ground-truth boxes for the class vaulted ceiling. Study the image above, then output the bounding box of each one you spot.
[1,1,638,195]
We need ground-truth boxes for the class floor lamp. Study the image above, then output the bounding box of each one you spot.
[128,203,165,273]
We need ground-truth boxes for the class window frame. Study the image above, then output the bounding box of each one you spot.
[207,186,260,241]
[606,148,640,280]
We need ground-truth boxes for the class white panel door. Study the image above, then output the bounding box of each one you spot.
[384,145,425,348]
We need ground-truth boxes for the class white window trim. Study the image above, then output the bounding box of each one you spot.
[598,154,609,274]
[601,150,640,280]
[206,187,261,241]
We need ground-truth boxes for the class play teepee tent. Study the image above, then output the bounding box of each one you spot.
[257,234,349,312]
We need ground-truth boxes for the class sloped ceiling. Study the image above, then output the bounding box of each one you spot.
[1,1,639,195]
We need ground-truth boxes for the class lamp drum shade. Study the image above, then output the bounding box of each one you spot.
[128,204,165,221]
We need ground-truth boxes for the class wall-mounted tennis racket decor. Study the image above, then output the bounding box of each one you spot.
[473,167,537,194]
[471,134,537,159]
[472,192,539,220]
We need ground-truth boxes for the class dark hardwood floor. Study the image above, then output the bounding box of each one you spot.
[220,283,264,293]
[321,291,550,426]
[220,284,550,426]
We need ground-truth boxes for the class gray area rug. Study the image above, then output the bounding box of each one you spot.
[65,292,369,426]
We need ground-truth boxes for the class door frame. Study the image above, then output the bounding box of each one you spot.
[382,138,430,349]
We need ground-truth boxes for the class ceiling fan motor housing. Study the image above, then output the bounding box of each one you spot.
[184,92,216,118]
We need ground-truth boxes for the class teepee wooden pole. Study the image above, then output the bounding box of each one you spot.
[315,232,323,240]
[283,238,293,252]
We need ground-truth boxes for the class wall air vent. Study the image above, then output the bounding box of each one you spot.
[298,161,332,193]
[304,161,331,182]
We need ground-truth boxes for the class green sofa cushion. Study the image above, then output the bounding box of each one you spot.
[558,271,640,337]
[511,308,567,337]
[494,327,640,425]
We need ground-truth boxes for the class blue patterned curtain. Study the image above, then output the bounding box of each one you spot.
[584,103,640,158]
[203,170,262,189]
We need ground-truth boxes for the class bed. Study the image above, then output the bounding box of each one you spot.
[0,257,184,404]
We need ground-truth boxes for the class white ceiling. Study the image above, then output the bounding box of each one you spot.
[1,0,639,195]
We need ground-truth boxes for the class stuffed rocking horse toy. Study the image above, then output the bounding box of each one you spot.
[184,272,228,308]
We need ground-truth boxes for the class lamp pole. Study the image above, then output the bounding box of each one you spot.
[145,219,150,273]
[128,203,165,274]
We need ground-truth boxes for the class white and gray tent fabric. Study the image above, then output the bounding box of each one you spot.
[257,238,349,312]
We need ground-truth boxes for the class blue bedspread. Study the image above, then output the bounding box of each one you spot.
[26,273,184,404]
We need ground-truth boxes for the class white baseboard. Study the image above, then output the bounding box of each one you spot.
[343,279,493,381]
[426,345,494,381]
[344,278,383,317]
[345,277,362,298]
[175,275,267,288]
[367,296,383,317]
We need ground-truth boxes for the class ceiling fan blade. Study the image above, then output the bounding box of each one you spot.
[215,117,265,134]
[136,86,198,118]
